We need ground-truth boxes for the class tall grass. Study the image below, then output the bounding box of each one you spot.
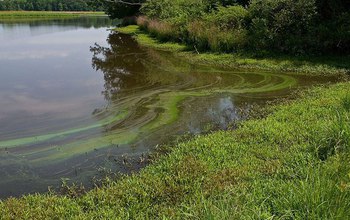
[137,5,249,53]
[137,16,179,42]
[342,94,350,112]
[187,20,247,52]
[137,16,247,53]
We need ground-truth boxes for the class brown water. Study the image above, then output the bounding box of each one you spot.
[0,17,337,198]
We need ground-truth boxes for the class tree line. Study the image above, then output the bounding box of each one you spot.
[0,0,104,11]
[106,0,350,55]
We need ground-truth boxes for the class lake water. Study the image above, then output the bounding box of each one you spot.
[0,16,336,198]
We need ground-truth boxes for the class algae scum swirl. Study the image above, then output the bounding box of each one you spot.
[0,17,335,197]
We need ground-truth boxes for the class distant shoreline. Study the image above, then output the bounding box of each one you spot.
[0,11,106,19]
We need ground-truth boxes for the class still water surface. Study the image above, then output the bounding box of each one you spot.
[0,17,336,198]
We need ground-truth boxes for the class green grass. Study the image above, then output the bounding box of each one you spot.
[0,11,105,20]
[1,82,350,219]
[117,25,350,76]
[117,25,187,52]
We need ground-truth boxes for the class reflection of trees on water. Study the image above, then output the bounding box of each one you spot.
[90,31,148,101]
[90,31,241,105]
[90,31,210,103]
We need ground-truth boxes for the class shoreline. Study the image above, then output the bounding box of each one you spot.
[117,25,350,77]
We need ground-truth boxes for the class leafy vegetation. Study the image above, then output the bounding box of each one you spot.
[110,0,350,55]
[102,0,143,19]
[1,80,350,219]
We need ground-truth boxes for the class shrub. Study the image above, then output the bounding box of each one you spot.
[137,0,349,55]
[141,0,210,21]
[104,0,143,19]
[248,0,317,54]
[204,5,248,30]
[313,12,350,54]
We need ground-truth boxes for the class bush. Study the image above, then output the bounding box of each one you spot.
[204,5,248,30]
[137,0,349,55]
[104,0,142,19]
[141,0,210,21]
[140,0,217,41]
[313,12,350,54]
[248,0,317,54]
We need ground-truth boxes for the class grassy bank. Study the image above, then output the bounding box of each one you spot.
[0,11,105,19]
[117,25,350,76]
[1,79,350,218]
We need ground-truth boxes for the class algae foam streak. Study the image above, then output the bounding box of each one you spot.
[0,17,336,198]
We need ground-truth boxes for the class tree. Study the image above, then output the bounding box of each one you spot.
[26,2,34,10]
[248,0,317,54]
[58,2,64,11]
[313,0,350,53]
[103,0,145,19]
[0,0,102,11]
[316,0,350,20]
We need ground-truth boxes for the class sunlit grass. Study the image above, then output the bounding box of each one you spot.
[342,94,350,112]
[117,25,188,52]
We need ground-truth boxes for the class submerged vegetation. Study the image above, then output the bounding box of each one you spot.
[1,81,350,219]
[0,28,302,170]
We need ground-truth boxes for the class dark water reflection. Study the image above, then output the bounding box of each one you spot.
[0,17,337,198]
